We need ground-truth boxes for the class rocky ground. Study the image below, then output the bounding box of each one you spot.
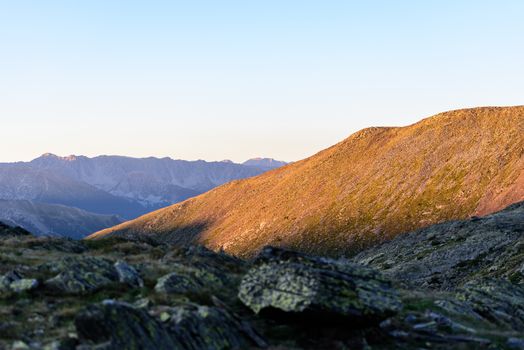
[0,202,523,349]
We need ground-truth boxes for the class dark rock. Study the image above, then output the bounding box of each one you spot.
[76,300,266,350]
[114,261,143,288]
[0,270,23,290]
[75,300,182,350]
[154,263,225,295]
[159,303,267,349]
[459,279,524,331]
[43,338,78,350]
[432,299,485,322]
[508,338,524,350]
[238,247,402,323]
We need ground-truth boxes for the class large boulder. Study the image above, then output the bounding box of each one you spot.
[75,300,182,350]
[238,247,402,323]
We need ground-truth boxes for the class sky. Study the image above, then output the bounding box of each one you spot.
[0,1,523,163]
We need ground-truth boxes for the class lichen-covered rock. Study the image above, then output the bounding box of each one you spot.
[43,257,144,294]
[75,300,183,350]
[459,279,524,331]
[0,270,39,294]
[238,247,402,323]
[44,257,119,294]
[158,303,267,350]
[9,278,39,293]
[0,270,23,290]
[114,261,143,288]
[154,263,225,295]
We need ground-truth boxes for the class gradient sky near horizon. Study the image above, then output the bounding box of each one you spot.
[1,1,523,163]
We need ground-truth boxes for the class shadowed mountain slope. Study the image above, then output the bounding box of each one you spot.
[354,200,524,290]
[90,106,524,257]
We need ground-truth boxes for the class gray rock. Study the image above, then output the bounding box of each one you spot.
[238,247,402,323]
[114,261,143,288]
[44,257,118,294]
[459,279,524,331]
[154,263,225,295]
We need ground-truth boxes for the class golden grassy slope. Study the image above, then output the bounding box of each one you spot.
[90,106,524,257]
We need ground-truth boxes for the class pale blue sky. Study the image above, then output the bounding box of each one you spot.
[1,1,523,163]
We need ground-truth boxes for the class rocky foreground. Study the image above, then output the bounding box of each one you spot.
[0,202,523,349]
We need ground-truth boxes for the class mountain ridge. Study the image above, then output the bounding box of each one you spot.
[90,106,524,257]
[28,154,283,208]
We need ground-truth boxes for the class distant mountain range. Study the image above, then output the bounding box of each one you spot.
[0,155,287,237]
[91,106,524,257]
[0,199,123,239]
[242,158,288,170]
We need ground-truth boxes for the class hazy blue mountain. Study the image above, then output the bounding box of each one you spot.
[0,154,286,224]
[0,199,123,239]
[29,154,277,210]
[242,158,288,170]
[0,164,146,218]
